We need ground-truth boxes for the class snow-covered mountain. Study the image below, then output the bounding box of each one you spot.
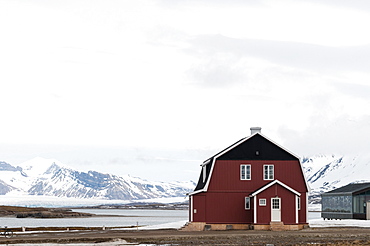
[0,157,195,201]
[1,154,369,205]
[303,154,370,204]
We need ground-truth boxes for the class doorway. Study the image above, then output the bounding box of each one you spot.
[271,197,281,222]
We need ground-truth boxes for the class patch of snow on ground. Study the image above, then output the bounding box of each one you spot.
[308,204,321,211]
[309,218,370,228]
[124,220,187,230]
[109,220,187,231]
[141,218,370,230]
[139,218,370,230]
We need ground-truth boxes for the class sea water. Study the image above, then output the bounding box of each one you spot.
[1,210,320,228]
[1,211,322,246]
[0,209,188,228]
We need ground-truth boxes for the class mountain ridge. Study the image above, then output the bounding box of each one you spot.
[0,157,195,201]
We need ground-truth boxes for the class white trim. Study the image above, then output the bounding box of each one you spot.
[299,159,310,193]
[188,157,217,195]
[203,157,216,192]
[295,195,299,224]
[306,192,308,223]
[201,159,211,167]
[254,196,257,224]
[188,189,204,196]
[245,197,251,210]
[271,197,281,210]
[271,197,281,222]
[190,195,193,222]
[257,132,300,159]
[263,164,274,180]
[240,164,251,180]
[202,165,206,183]
[251,180,301,197]
[259,198,266,206]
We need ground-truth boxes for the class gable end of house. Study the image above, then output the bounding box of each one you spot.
[191,133,304,194]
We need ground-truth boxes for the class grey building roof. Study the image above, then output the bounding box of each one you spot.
[323,183,370,196]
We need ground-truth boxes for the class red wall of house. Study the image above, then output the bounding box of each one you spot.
[192,194,206,222]
[208,160,307,193]
[299,192,307,224]
[192,159,307,224]
[206,192,252,223]
[192,192,253,224]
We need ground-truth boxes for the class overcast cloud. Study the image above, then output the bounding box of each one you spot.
[1,0,370,182]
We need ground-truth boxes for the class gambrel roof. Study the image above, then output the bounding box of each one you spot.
[191,132,305,195]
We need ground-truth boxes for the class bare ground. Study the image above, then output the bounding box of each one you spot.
[2,227,370,245]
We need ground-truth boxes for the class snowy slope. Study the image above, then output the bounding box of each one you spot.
[29,166,195,200]
[0,157,195,201]
[19,157,66,178]
[303,153,370,204]
[0,161,28,192]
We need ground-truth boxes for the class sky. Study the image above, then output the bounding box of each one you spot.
[1,0,370,182]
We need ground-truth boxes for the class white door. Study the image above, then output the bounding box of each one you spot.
[271,198,281,222]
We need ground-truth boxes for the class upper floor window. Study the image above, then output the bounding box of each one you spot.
[202,165,207,183]
[264,165,274,180]
[240,164,251,180]
[202,160,210,183]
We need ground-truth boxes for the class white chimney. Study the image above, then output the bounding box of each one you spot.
[250,127,262,135]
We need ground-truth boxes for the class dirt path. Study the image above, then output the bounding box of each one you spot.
[1,228,370,245]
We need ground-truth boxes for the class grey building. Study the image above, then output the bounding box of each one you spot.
[321,183,370,220]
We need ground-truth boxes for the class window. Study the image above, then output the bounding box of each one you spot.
[297,197,301,210]
[202,165,206,183]
[240,165,251,180]
[272,198,280,209]
[245,197,250,210]
[259,198,266,206]
[264,165,274,180]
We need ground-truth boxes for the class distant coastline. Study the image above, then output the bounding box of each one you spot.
[0,202,189,219]
[70,201,189,210]
[0,205,94,218]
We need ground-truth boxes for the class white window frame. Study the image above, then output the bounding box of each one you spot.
[240,164,251,180]
[245,197,250,210]
[298,196,301,210]
[259,198,266,206]
[272,197,281,210]
[202,165,207,183]
[263,164,274,180]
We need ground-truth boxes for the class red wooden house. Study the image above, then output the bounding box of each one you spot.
[186,127,309,231]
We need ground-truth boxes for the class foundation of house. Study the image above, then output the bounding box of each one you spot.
[180,222,309,231]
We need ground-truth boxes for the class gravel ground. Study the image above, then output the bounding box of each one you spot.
[1,228,370,245]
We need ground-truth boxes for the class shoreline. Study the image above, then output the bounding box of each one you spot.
[1,227,370,245]
[0,205,164,219]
